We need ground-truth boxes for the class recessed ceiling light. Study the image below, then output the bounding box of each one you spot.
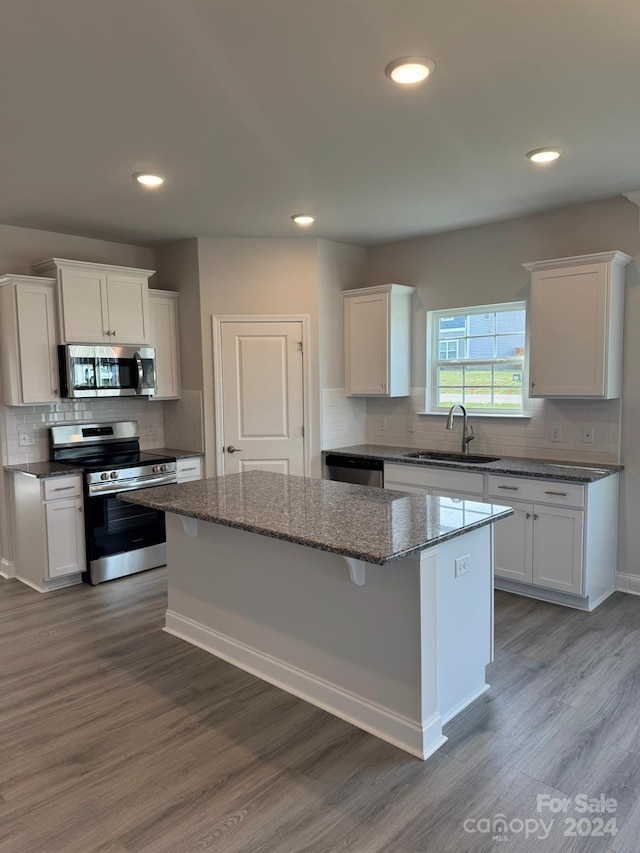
[526,148,563,164]
[385,57,435,85]
[291,214,315,227]
[133,172,166,187]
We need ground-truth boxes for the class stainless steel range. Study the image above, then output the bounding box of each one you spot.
[50,421,176,585]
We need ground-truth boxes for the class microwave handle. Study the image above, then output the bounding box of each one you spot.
[134,351,144,395]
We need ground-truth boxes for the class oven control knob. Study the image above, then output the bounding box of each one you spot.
[161,464,167,472]
[110,471,118,479]
[153,465,159,473]
[100,472,109,481]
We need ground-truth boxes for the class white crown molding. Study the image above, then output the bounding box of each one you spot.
[523,251,633,272]
[623,190,640,230]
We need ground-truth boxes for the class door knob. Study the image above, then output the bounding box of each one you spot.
[226,445,243,453]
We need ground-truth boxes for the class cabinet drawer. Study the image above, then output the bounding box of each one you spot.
[384,463,484,495]
[177,457,202,480]
[486,475,584,508]
[43,476,82,501]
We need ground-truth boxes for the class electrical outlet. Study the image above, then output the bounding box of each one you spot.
[146,423,155,437]
[455,555,471,578]
[406,416,415,433]
[378,417,387,432]
[18,429,36,447]
[550,424,562,442]
[581,425,595,444]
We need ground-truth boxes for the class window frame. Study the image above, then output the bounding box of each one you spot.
[427,301,527,416]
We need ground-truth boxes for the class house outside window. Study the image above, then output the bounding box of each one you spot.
[428,302,526,414]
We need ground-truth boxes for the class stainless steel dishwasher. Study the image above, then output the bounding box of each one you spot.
[325,454,384,487]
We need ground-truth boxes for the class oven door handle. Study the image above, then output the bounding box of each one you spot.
[88,475,176,496]
[134,351,144,395]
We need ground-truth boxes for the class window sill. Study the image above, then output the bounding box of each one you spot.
[417,411,532,420]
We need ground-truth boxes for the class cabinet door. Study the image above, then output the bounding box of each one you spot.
[493,501,533,583]
[532,505,584,595]
[59,269,109,343]
[15,283,59,403]
[530,264,607,397]
[106,274,150,344]
[149,293,180,398]
[345,292,389,395]
[45,498,86,578]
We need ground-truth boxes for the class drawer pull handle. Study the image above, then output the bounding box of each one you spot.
[53,486,75,492]
[544,490,568,497]
[181,466,197,472]
[498,485,519,491]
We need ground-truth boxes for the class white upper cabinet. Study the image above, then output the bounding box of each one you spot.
[525,251,632,399]
[148,289,180,399]
[32,258,153,345]
[344,284,414,397]
[0,275,60,406]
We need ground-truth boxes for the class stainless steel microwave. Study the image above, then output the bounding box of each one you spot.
[58,345,157,398]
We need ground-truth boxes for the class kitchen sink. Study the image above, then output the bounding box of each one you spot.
[403,451,500,464]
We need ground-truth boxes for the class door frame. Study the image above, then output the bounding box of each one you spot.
[212,314,312,477]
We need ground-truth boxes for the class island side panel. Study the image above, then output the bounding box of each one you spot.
[428,525,492,723]
[163,513,439,758]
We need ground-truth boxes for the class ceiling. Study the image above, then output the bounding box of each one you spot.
[1,0,639,247]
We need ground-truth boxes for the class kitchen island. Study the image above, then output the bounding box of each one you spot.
[120,471,512,759]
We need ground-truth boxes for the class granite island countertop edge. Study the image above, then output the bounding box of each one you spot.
[119,472,513,566]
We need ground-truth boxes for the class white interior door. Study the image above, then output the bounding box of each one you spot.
[219,321,305,475]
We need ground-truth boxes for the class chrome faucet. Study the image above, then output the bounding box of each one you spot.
[446,404,475,454]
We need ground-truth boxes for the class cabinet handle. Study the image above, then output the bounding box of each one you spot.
[533,514,539,520]
[531,380,536,388]
[78,506,83,512]
[111,330,116,336]
[498,485,519,491]
[526,512,531,519]
[105,330,111,337]
[544,490,568,497]
[181,466,197,472]
[53,485,75,492]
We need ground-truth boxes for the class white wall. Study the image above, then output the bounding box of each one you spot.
[364,195,640,576]
[195,237,321,476]
[0,223,157,570]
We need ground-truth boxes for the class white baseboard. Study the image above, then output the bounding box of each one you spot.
[15,573,83,593]
[0,558,15,579]
[165,610,445,760]
[441,683,490,725]
[616,572,640,596]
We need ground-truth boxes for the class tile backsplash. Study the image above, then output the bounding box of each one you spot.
[366,389,621,464]
[1,398,166,465]
[321,389,367,450]
[163,390,204,452]
[321,388,621,464]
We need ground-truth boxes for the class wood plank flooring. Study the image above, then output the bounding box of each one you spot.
[2,572,640,852]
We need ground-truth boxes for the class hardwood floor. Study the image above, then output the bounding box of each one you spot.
[2,573,640,852]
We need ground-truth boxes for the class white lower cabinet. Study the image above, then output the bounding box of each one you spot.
[9,472,85,592]
[45,497,86,578]
[176,456,203,483]
[384,462,619,611]
[493,501,533,584]
[492,499,583,594]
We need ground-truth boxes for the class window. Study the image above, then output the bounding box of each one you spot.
[428,302,526,414]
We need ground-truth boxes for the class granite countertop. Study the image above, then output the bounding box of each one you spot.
[119,470,512,565]
[324,444,623,484]
[146,447,204,459]
[3,461,84,478]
